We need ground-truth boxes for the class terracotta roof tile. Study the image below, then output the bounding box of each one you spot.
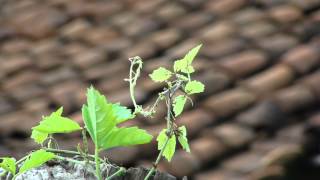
[0,0,319,178]
[236,100,284,129]
[203,88,256,117]
[243,64,295,95]
[218,50,269,78]
[281,44,320,74]
[210,123,254,148]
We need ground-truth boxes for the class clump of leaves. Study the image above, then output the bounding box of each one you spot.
[0,87,152,180]
[127,44,204,179]
[0,43,204,180]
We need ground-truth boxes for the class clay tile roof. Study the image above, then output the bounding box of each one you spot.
[0,0,320,178]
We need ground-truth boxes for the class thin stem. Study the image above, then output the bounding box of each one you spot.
[16,154,29,165]
[81,129,90,165]
[128,57,143,112]
[55,155,86,165]
[144,137,170,180]
[95,148,102,180]
[106,167,126,180]
[44,148,103,162]
[150,96,161,112]
[145,82,182,180]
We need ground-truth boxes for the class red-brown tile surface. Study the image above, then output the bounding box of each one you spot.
[0,0,320,179]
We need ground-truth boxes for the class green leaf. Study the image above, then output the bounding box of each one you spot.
[157,129,176,161]
[173,59,195,74]
[149,67,172,82]
[19,150,55,175]
[0,157,16,175]
[31,130,48,144]
[184,80,205,94]
[82,86,152,150]
[184,44,202,64]
[173,44,202,73]
[177,126,190,153]
[173,95,187,117]
[32,107,81,135]
[112,103,135,124]
[101,127,153,149]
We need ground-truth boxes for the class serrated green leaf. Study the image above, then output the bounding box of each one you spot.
[31,130,48,144]
[177,126,190,153]
[173,95,187,117]
[173,44,202,73]
[19,150,55,175]
[184,80,205,94]
[101,127,153,149]
[157,129,176,161]
[82,87,118,148]
[0,157,16,175]
[173,59,195,74]
[112,103,135,124]
[149,67,172,82]
[32,107,81,135]
[82,86,152,150]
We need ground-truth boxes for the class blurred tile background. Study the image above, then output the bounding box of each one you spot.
[1,0,320,179]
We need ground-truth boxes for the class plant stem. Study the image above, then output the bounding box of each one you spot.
[106,167,126,180]
[95,148,102,180]
[128,57,142,112]
[144,137,170,180]
[144,82,181,180]
[44,148,103,162]
[55,155,86,165]
[16,154,29,165]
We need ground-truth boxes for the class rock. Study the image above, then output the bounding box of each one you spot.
[8,162,176,180]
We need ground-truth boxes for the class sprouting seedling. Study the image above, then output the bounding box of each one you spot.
[0,87,153,180]
[127,44,205,179]
[82,87,153,180]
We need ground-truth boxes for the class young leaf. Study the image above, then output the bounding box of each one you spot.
[31,130,48,144]
[19,150,55,175]
[32,107,81,134]
[101,127,153,149]
[173,59,195,74]
[157,129,176,161]
[149,67,172,82]
[82,87,152,150]
[177,126,190,153]
[184,80,205,94]
[173,95,187,117]
[173,44,202,73]
[0,157,16,175]
[184,44,202,65]
[82,87,118,148]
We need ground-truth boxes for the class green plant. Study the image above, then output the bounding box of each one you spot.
[0,87,152,180]
[127,44,204,179]
[0,44,204,180]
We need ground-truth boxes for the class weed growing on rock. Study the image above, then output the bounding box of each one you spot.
[0,44,204,180]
